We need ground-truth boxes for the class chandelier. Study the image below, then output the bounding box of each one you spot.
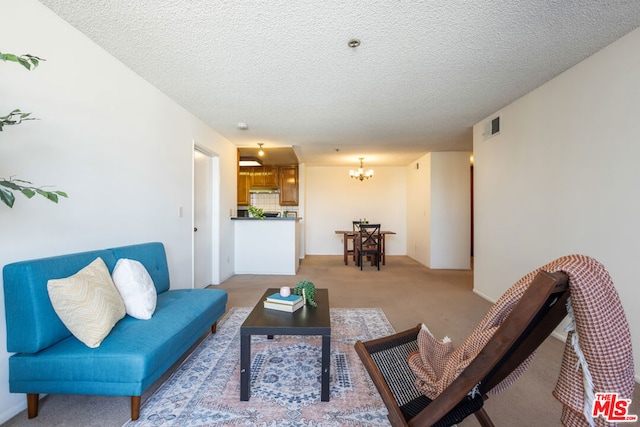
[350,157,374,181]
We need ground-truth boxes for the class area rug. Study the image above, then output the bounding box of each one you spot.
[124,307,395,426]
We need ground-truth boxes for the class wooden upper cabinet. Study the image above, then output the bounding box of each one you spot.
[279,165,298,206]
[251,166,279,188]
[237,166,251,206]
[237,164,297,206]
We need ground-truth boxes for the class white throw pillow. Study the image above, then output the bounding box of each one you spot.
[47,257,126,348]
[112,258,157,320]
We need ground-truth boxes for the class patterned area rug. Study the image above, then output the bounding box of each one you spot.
[124,307,395,426]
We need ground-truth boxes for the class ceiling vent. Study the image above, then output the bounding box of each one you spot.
[483,115,501,140]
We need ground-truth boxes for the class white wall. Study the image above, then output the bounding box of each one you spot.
[298,163,307,258]
[304,166,407,256]
[431,152,471,269]
[406,155,432,265]
[473,27,640,379]
[0,1,238,421]
[406,153,471,269]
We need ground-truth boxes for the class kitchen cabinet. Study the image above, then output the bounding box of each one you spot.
[238,166,277,205]
[251,166,279,188]
[279,165,299,206]
[237,167,251,206]
[237,165,298,206]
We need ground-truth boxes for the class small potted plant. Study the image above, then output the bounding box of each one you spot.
[247,205,265,219]
[294,279,317,307]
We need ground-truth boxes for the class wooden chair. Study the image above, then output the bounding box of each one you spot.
[354,270,569,426]
[346,221,363,263]
[356,223,381,270]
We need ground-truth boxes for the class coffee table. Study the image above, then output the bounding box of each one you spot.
[240,288,331,401]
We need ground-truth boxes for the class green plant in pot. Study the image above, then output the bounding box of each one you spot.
[294,279,317,307]
[1,52,68,208]
[247,205,265,219]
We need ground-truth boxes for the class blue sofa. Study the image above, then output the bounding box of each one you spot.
[3,242,228,420]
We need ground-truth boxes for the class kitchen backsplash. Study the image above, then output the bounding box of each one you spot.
[246,193,299,215]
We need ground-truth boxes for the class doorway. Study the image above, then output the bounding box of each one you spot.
[193,146,220,288]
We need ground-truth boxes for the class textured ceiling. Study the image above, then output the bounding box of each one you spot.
[40,1,640,166]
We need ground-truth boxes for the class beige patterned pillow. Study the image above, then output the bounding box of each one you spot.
[47,257,126,348]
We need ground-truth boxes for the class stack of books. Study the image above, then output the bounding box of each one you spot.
[263,292,304,313]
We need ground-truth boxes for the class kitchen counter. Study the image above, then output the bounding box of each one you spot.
[231,217,302,220]
[233,217,301,274]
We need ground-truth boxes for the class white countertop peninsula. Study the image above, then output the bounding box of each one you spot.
[232,217,302,275]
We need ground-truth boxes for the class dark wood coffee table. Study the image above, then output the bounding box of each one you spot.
[240,288,331,401]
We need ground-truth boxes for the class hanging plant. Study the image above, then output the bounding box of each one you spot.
[1,176,67,208]
[0,53,43,132]
[1,51,68,208]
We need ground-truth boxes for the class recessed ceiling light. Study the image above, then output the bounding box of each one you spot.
[238,122,248,130]
[239,156,262,167]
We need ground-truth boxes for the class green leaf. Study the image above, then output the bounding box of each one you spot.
[20,188,36,198]
[1,188,16,207]
[11,178,34,185]
[35,189,59,203]
[54,191,69,198]
[0,52,45,70]
[17,57,31,70]
[0,53,19,62]
[28,56,40,68]
[1,109,37,130]
[0,180,22,190]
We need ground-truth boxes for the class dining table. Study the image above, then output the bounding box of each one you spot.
[334,229,396,266]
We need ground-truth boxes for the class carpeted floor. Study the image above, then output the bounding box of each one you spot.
[123,307,395,426]
[4,255,638,426]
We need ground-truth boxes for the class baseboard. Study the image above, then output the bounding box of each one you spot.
[471,288,495,304]
[0,397,27,425]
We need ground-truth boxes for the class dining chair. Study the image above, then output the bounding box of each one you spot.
[347,221,363,263]
[356,223,381,270]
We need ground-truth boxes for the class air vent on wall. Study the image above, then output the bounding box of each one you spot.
[483,115,501,139]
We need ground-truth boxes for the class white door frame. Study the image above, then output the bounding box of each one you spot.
[193,144,221,287]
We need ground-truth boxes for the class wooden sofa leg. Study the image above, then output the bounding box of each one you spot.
[27,394,39,419]
[131,396,141,421]
[211,322,218,334]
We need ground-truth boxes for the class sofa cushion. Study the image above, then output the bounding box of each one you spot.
[112,258,157,320]
[3,249,118,353]
[47,257,126,348]
[110,242,170,294]
[8,288,228,396]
